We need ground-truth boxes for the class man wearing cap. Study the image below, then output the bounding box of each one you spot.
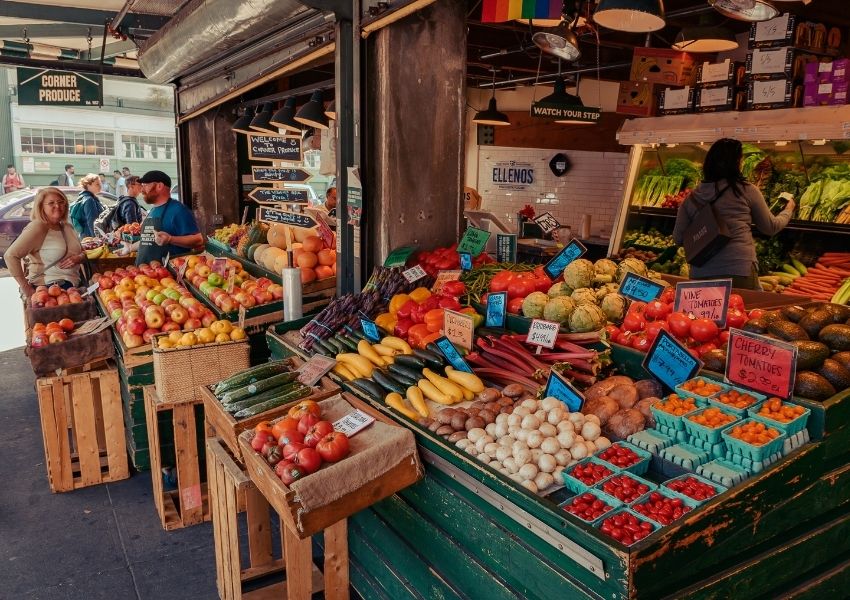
[131,170,202,265]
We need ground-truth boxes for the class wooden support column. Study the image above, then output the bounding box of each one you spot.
[366,0,467,262]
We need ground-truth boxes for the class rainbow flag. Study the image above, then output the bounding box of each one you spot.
[481,0,562,23]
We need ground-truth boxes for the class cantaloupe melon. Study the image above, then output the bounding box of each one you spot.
[273,254,290,274]
[291,226,318,243]
[252,244,271,266]
[263,247,285,272]
[267,224,290,249]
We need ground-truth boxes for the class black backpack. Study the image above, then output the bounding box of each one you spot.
[93,203,120,234]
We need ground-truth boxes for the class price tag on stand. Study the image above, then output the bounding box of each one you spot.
[533,212,561,235]
[618,272,665,303]
[674,279,733,327]
[526,319,560,350]
[226,267,236,293]
[360,318,381,342]
[212,257,228,277]
[176,261,188,285]
[443,309,474,351]
[402,264,427,283]
[485,291,507,328]
[456,226,491,256]
[543,239,587,279]
[435,336,473,373]
[459,252,473,271]
[238,305,246,330]
[384,245,417,268]
[431,270,462,295]
[544,370,585,412]
[496,233,517,263]
[333,409,376,437]
[82,281,100,297]
[297,354,337,386]
[642,329,702,391]
[164,252,170,269]
[725,329,798,399]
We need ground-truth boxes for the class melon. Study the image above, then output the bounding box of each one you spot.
[267,224,289,249]
[273,254,290,274]
[246,243,263,262]
[252,244,271,266]
[263,247,285,272]
[291,226,318,243]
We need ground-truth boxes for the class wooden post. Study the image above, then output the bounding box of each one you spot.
[323,519,350,600]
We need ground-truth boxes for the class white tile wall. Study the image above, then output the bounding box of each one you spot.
[477,148,628,239]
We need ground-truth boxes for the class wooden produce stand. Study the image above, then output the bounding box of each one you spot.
[24,295,98,329]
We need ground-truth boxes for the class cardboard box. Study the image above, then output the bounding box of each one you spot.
[747,79,795,110]
[749,13,797,49]
[804,58,850,85]
[803,81,849,107]
[658,86,695,115]
[746,47,814,81]
[696,59,745,88]
[695,85,738,113]
[631,47,696,86]
[616,81,658,117]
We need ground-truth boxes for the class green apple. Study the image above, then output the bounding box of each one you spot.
[153,293,167,305]
[164,288,181,301]
[146,289,159,301]
[207,272,224,287]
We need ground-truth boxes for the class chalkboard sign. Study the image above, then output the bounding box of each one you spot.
[496,233,517,263]
[251,166,312,183]
[618,272,665,303]
[642,329,702,391]
[544,370,585,412]
[248,187,310,204]
[485,292,507,328]
[257,206,317,228]
[247,134,303,163]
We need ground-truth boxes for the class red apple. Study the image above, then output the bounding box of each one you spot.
[31,333,49,348]
[122,332,144,348]
[155,267,169,279]
[162,321,181,332]
[219,297,236,313]
[201,313,216,327]
[44,298,58,307]
[99,277,115,290]
[142,328,159,343]
[187,303,205,319]
[126,316,146,336]
[184,317,202,330]
[169,306,188,325]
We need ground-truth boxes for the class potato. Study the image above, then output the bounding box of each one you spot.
[428,421,441,432]
[584,375,635,402]
[607,408,646,439]
[465,416,486,431]
[418,418,434,428]
[475,388,501,403]
[451,413,468,431]
[609,384,639,410]
[435,425,454,437]
[634,379,663,400]
[448,431,467,443]
[635,397,658,428]
[583,395,619,425]
[502,384,525,398]
[437,409,456,425]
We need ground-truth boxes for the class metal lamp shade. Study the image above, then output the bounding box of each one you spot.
[249,103,277,133]
[672,25,739,52]
[232,106,256,134]
[269,98,302,133]
[325,100,336,120]
[472,97,511,126]
[294,91,329,130]
[593,0,666,33]
[533,24,582,62]
[709,0,779,22]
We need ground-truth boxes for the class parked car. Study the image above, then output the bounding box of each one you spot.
[0,187,117,265]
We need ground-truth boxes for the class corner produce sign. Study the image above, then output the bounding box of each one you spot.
[725,329,797,399]
[618,272,665,303]
[246,135,303,163]
[457,226,491,256]
[674,279,733,328]
[17,67,102,106]
[545,370,585,412]
[251,166,311,183]
[544,239,587,279]
[248,187,310,204]
[257,206,317,228]
[643,329,702,391]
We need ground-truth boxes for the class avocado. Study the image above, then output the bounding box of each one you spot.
[760,310,784,325]
[743,318,769,334]
[792,340,831,370]
[767,319,810,342]
[799,308,835,339]
[701,348,727,372]
[818,324,850,352]
[794,371,837,401]
[831,351,850,371]
[781,305,808,323]
[818,359,850,391]
[822,303,850,323]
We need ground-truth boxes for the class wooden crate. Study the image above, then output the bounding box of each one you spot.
[238,393,422,540]
[202,357,340,460]
[36,362,129,493]
[143,385,211,530]
[27,325,115,377]
[25,295,98,329]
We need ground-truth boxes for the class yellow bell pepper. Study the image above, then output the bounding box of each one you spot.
[408,287,431,303]
[389,294,411,315]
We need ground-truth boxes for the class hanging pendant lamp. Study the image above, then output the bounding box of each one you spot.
[473,69,510,127]
[593,0,666,33]
[325,100,336,120]
[232,106,256,134]
[249,103,276,133]
[709,0,779,22]
[533,21,582,62]
[294,91,329,130]
[269,98,302,133]
[673,13,739,52]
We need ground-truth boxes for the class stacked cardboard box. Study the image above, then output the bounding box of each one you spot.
[803,59,849,106]
[618,47,696,117]
[694,59,746,113]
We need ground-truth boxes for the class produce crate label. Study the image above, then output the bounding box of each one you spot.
[485,291,507,328]
[360,318,381,342]
[384,245,417,268]
[545,369,585,412]
[674,279,732,327]
[443,309,474,351]
[619,272,665,303]
[459,252,473,271]
[402,264,427,283]
[333,409,376,437]
[526,319,560,349]
[431,270,462,295]
[725,329,798,399]
[457,226,491,256]
[238,305,246,330]
[533,212,561,235]
[544,239,588,279]
[435,336,473,373]
[82,281,99,297]
[297,354,337,386]
[182,483,203,511]
[643,329,702,391]
[496,233,517,263]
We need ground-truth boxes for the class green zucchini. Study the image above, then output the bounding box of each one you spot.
[388,363,423,384]
[221,372,299,404]
[224,383,301,414]
[336,335,358,352]
[350,378,383,402]
[214,361,292,395]
[323,337,343,354]
[412,348,444,368]
[372,370,406,395]
[394,354,426,370]
[311,340,333,356]
[350,329,367,341]
[312,338,336,356]
[234,386,312,419]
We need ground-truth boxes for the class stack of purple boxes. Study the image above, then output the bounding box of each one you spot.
[803,59,849,107]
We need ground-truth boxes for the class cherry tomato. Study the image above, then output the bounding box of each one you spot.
[316,431,350,462]
[667,312,692,339]
[251,431,275,452]
[303,420,334,447]
[690,318,719,343]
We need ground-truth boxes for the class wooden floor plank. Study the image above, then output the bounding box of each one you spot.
[173,403,203,526]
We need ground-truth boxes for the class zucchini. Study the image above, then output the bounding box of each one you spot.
[313,338,337,356]
[425,342,445,359]
[224,383,302,414]
[336,335,359,352]
[221,372,299,404]
[412,348,444,368]
[214,361,292,395]
[372,370,406,395]
[350,329,367,341]
[394,354,426,370]
[350,378,383,402]
[311,342,332,357]
[234,385,312,419]
[388,363,423,384]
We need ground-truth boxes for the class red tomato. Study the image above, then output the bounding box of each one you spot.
[644,320,667,343]
[667,312,693,339]
[264,444,283,466]
[533,265,548,280]
[507,275,536,300]
[297,413,320,435]
[644,300,671,321]
[288,400,321,420]
[696,342,717,356]
[294,447,322,474]
[718,330,730,345]
[271,417,299,440]
[605,324,621,340]
[278,462,306,485]
[728,293,745,310]
[507,297,525,314]
[533,276,551,293]
[316,431,350,463]
[725,307,747,330]
[274,459,293,478]
[489,271,515,293]
[615,330,633,346]
[622,311,646,333]
[660,287,676,304]
[276,429,304,447]
[690,318,719,343]
[748,308,765,320]
[282,441,307,462]
[630,334,651,352]
[251,431,275,452]
[304,421,334,447]
[628,301,647,315]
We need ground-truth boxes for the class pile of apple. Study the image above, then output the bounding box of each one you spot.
[29,284,84,308]
[93,260,220,349]
[170,254,283,313]
[30,319,76,347]
[156,319,246,350]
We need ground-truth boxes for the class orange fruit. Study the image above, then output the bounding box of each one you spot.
[317,248,335,266]
[300,268,317,284]
[315,265,334,279]
[295,251,318,269]
[301,236,323,253]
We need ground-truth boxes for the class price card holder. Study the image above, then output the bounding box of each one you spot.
[485,291,507,328]
[457,226,491,256]
[212,257,228,277]
[526,319,560,350]
[238,305,246,330]
[543,239,587,280]
[642,329,702,391]
[360,318,381,342]
[384,245,417,268]
[725,329,797,399]
[164,252,170,269]
[333,409,376,437]
[533,212,561,235]
[443,309,474,351]
[297,354,337,386]
[618,272,665,303]
[544,370,585,412]
[674,279,732,327]
[431,270,462,295]
[402,264,427,283]
[459,252,472,271]
[176,262,188,285]
[226,267,236,293]
[496,233,517,263]
[434,336,473,373]
[82,281,100,297]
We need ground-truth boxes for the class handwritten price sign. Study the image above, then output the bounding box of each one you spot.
[443,309,474,351]
[544,370,585,412]
[297,354,337,386]
[402,264,427,283]
[526,319,560,349]
[618,272,665,303]
[485,291,507,328]
[543,239,587,279]
[674,279,732,327]
[725,329,797,399]
[431,270,462,295]
[456,226,490,256]
[642,329,702,391]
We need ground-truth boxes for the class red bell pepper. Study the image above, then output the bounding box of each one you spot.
[394,318,414,338]
[408,324,433,349]
[441,280,466,297]
[438,296,462,311]
[396,299,419,320]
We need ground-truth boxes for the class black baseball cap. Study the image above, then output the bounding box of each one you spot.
[139,170,172,188]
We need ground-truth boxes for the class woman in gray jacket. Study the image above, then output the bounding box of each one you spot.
[673,138,796,289]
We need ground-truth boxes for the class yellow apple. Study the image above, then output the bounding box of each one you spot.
[168,330,183,344]
[196,328,215,344]
[178,332,198,347]
[229,327,247,341]
[210,319,233,335]
[215,332,231,343]
[157,338,175,349]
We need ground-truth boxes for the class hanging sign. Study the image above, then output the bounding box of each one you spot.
[384,245,417,268]
[17,67,102,106]
[725,329,798,399]
[496,233,517,263]
[544,370,585,412]
[674,279,733,327]
[246,135,303,163]
[257,206,317,228]
[457,226,491,256]
[543,239,587,280]
[533,212,561,235]
[618,272,665,303]
[526,319,560,349]
[251,166,310,183]
[643,330,702,391]
[531,101,601,123]
[248,187,310,204]
[435,336,473,373]
[485,292,507,328]
[443,309,475,351]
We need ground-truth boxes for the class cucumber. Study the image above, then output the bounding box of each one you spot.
[214,361,292,395]
[312,338,336,356]
[394,354,426,370]
[234,385,312,419]
[388,363,423,384]
[372,370,406,395]
[336,335,359,352]
[221,372,299,404]
[350,378,383,402]
[322,337,343,354]
[224,383,302,414]
[412,348,444,368]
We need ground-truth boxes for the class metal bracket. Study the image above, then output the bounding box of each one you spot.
[420,448,607,580]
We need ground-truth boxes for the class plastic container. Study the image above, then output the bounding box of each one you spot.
[682,407,740,444]
[723,449,782,474]
[630,489,699,527]
[559,488,623,525]
[594,472,657,504]
[748,401,811,436]
[721,418,787,462]
[650,399,700,432]
[562,457,616,494]
[662,473,728,507]
[708,388,766,417]
[596,508,660,547]
[675,378,731,405]
[595,441,652,476]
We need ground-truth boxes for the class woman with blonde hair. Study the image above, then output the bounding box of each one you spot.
[69,173,105,237]
[4,187,84,297]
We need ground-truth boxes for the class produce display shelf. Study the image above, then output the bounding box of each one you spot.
[629,206,850,236]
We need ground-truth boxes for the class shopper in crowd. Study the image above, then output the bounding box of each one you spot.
[122,166,132,179]
[673,138,796,290]
[58,164,75,187]
[113,169,127,196]
[99,173,112,194]
[2,164,25,193]
[4,187,84,296]
[324,186,337,217]
[115,175,145,227]
[119,170,201,264]
[69,173,105,238]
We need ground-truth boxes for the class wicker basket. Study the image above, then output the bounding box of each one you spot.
[153,336,250,404]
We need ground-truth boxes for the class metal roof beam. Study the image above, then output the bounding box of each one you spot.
[0,1,169,30]
[0,24,105,38]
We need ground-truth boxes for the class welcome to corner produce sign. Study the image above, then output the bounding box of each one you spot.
[17,67,102,106]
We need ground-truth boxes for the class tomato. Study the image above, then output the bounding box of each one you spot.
[271,417,299,440]
[644,320,667,343]
[507,297,525,314]
[278,462,306,485]
[441,281,466,297]
[667,312,692,339]
[297,413,320,435]
[254,421,274,435]
[288,400,321,420]
[718,330,730,345]
[264,444,283,466]
[294,447,322,474]
[274,459,293,478]
[251,431,275,452]
[622,311,646,333]
[696,342,717,356]
[660,287,676,304]
[628,301,646,315]
[615,330,633,346]
[644,300,671,321]
[630,334,651,352]
[316,431,350,463]
[507,275,537,300]
[282,441,306,462]
[748,308,765,320]
[489,270,515,293]
[605,324,621,340]
[276,429,304,447]
[728,293,745,310]
[690,318,719,343]
[725,307,747,329]
[304,421,334,447]
[533,276,551,293]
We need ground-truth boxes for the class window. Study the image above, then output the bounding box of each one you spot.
[20,128,113,156]
[121,134,175,160]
